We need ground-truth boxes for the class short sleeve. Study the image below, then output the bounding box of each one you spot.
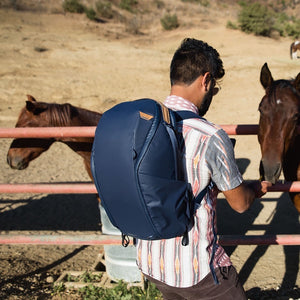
[205,129,243,191]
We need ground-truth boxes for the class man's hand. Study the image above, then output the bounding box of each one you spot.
[222,180,272,213]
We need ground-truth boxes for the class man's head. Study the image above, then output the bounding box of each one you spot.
[170,38,225,115]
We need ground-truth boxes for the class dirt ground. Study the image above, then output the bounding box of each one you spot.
[0,1,299,299]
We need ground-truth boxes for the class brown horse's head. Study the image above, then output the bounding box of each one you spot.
[7,95,102,175]
[7,95,56,169]
[258,63,300,184]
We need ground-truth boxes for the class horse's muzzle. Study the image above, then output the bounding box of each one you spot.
[259,160,282,184]
[7,154,29,170]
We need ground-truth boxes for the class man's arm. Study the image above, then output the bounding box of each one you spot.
[222,181,271,213]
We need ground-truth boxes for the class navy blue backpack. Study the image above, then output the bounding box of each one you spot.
[91,99,206,246]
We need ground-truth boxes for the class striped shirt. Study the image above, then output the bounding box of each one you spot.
[136,95,243,288]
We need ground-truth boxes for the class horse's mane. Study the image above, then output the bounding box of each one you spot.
[47,103,74,126]
[19,102,101,127]
[47,103,101,126]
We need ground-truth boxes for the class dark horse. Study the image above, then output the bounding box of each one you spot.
[258,63,300,213]
[7,95,102,180]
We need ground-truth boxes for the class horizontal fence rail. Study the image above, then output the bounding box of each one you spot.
[1,125,300,138]
[218,234,300,246]
[1,125,299,246]
[0,126,96,138]
[0,183,97,194]
[0,234,299,246]
[0,181,300,194]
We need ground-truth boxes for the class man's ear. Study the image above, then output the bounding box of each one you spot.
[203,72,211,91]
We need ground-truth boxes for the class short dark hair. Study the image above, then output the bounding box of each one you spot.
[170,38,225,86]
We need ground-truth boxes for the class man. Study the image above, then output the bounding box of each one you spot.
[136,38,271,299]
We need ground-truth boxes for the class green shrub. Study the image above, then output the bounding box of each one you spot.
[120,0,138,13]
[181,0,210,6]
[85,7,97,20]
[96,1,114,19]
[237,0,247,7]
[226,20,238,30]
[154,0,165,9]
[160,13,179,30]
[236,1,300,38]
[238,2,275,36]
[63,0,85,13]
[78,280,163,299]
[285,20,300,38]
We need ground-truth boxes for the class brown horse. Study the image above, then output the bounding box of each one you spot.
[258,63,300,213]
[7,95,102,180]
[290,41,300,59]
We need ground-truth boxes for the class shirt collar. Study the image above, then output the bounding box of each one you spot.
[164,95,199,115]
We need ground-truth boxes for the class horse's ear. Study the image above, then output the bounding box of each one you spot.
[26,95,37,102]
[260,63,273,90]
[26,100,48,115]
[293,72,300,92]
[26,100,36,112]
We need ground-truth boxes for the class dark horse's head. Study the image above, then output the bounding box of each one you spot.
[258,63,300,184]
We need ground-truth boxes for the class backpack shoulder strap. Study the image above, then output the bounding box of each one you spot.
[174,110,209,206]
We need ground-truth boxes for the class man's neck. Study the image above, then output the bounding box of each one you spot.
[170,76,206,110]
[170,85,201,109]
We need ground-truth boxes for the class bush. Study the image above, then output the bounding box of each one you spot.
[154,0,165,9]
[65,280,162,299]
[85,7,97,20]
[272,12,289,36]
[96,1,114,19]
[181,0,210,6]
[120,0,138,13]
[160,13,179,30]
[285,20,300,38]
[236,2,300,38]
[226,20,238,30]
[63,0,85,13]
[238,2,275,36]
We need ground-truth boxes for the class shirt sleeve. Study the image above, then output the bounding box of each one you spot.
[205,129,243,192]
